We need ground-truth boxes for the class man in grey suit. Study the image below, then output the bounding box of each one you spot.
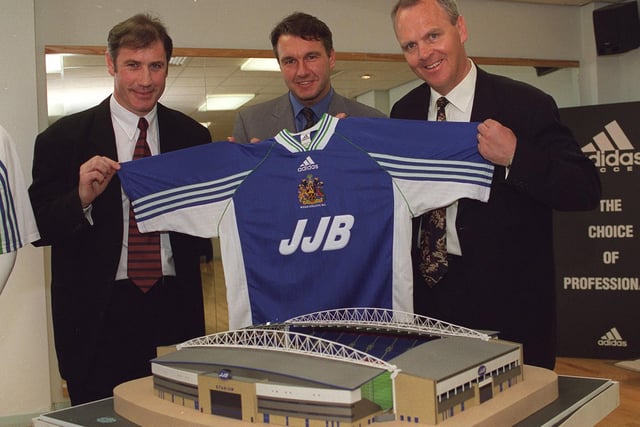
[232,12,385,143]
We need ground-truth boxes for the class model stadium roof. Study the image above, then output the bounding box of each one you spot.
[153,346,386,390]
[391,336,520,381]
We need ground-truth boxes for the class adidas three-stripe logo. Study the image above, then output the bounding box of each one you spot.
[582,120,639,172]
[597,327,628,347]
[298,156,319,172]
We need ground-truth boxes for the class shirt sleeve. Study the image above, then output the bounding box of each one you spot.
[0,126,40,253]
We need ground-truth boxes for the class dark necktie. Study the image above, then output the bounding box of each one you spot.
[301,107,316,130]
[127,117,162,293]
[419,97,449,287]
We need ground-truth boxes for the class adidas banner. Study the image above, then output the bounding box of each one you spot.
[555,101,639,359]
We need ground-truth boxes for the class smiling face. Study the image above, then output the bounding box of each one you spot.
[394,0,470,95]
[106,40,168,116]
[276,34,336,106]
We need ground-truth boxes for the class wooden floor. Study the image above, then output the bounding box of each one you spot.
[201,253,229,334]
[555,357,640,426]
[201,245,639,426]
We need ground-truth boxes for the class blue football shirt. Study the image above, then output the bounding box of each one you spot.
[118,115,493,328]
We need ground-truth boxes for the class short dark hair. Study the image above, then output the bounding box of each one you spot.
[269,12,333,59]
[107,13,173,64]
[391,0,459,26]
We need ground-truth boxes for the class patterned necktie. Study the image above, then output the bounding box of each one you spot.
[419,97,449,287]
[301,107,316,130]
[127,117,162,293]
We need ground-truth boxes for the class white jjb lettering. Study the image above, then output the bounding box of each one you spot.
[301,217,331,252]
[279,219,308,255]
[279,215,354,255]
[323,215,354,251]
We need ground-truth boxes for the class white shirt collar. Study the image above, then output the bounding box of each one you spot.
[429,59,477,122]
[109,95,158,140]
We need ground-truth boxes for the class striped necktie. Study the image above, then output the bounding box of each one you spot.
[419,97,449,287]
[127,117,162,292]
[301,107,316,130]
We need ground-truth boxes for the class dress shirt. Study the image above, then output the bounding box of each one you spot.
[290,88,334,132]
[428,60,476,256]
[110,96,175,280]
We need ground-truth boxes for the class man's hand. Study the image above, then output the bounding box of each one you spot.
[227,136,261,144]
[78,155,120,208]
[477,119,517,167]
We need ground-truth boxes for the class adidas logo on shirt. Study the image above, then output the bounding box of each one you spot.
[597,327,628,348]
[582,120,639,173]
[298,156,319,172]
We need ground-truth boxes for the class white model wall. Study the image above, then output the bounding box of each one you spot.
[0,0,637,420]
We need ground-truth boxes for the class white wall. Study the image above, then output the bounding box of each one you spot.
[32,0,582,58]
[387,1,639,111]
[0,0,51,418]
[0,0,638,419]
[389,66,582,111]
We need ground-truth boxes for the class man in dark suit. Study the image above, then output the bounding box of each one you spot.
[390,0,601,369]
[232,12,385,143]
[29,14,211,405]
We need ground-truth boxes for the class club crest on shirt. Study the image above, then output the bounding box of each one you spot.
[298,174,325,206]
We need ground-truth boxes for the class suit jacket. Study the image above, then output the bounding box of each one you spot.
[390,68,601,369]
[232,91,386,143]
[29,97,212,383]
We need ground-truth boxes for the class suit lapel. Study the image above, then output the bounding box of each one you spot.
[327,93,347,116]
[470,68,505,186]
[272,94,296,136]
[85,97,124,260]
[88,97,118,160]
[157,103,173,153]
[406,84,431,120]
[470,68,497,123]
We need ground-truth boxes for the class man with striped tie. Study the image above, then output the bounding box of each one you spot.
[29,14,211,405]
[390,0,601,370]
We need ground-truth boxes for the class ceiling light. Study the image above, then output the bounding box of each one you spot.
[199,94,255,111]
[360,74,373,80]
[241,58,280,72]
[47,86,112,116]
[170,56,187,66]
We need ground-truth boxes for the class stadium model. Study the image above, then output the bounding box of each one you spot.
[114,308,558,426]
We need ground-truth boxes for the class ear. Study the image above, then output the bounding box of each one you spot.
[456,15,468,44]
[328,48,336,70]
[105,50,116,76]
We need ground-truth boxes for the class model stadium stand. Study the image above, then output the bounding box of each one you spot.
[114,308,559,426]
